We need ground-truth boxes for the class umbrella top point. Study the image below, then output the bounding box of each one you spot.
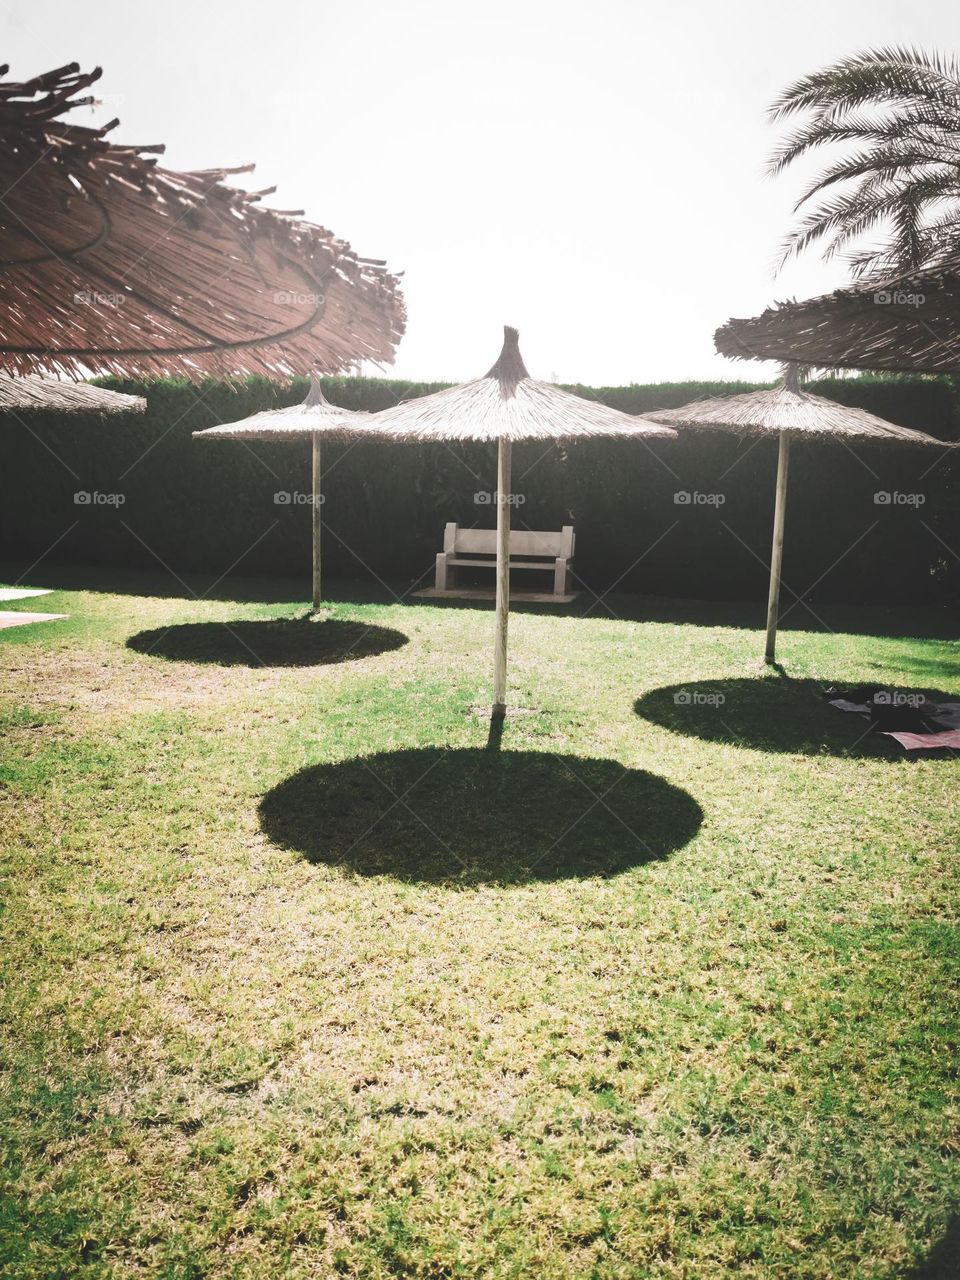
[486,325,530,392]
[304,373,329,408]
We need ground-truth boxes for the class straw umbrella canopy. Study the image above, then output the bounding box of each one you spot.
[192,378,372,608]
[714,260,960,374]
[0,374,145,415]
[643,365,951,663]
[0,63,404,379]
[363,326,677,718]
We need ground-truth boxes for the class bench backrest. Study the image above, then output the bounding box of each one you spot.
[443,523,574,557]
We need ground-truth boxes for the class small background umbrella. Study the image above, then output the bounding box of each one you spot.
[363,326,676,718]
[192,378,371,608]
[0,374,145,415]
[0,376,144,629]
[643,364,950,663]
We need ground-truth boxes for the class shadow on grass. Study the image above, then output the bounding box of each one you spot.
[635,677,958,757]
[904,1214,960,1278]
[127,618,408,668]
[5,561,960,641]
[410,588,960,644]
[259,748,703,886]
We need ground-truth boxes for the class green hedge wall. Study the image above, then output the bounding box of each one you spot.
[3,373,958,606]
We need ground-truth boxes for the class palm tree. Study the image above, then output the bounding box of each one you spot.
[769,47,960,280]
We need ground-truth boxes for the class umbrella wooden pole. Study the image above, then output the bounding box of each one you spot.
[492,437,512,717]
[764,430,790,663]
[311,431,322,609]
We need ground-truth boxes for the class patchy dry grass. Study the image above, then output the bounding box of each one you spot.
[1,568,959,1278]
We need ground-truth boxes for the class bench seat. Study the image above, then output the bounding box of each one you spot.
[445,557,558,570]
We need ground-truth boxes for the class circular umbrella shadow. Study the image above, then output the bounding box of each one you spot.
[259,748,703,886]
[127,618,408,668]
[635,678,958,757]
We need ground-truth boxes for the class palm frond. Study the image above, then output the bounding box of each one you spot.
[769,46,960,123]
[794,149,956,207]
[776,184,899,268]
[770,46,960,278]
[768,113,960,179]
[768,104,960,177]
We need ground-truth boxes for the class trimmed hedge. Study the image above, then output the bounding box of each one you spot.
[3,373,958,606]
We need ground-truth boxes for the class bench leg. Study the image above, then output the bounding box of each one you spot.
[554,557,570,598]
[436,552,457,591]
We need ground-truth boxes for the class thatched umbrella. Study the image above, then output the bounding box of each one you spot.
[363,326,677,717]
[714,261,960,374]
[192,378,370,607]
[0,63,404,378]
[0,374,145,415]
[643,365,950,662]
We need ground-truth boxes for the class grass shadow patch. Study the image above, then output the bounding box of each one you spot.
[126,618,408,668]
[635,677,959,757]
[906,1213,960,1278]
[259,748,703,886]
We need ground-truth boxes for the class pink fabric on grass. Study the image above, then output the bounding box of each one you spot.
[883,729,960,751]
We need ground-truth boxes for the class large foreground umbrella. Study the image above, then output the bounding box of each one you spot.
[714,260,960,374]
[193,379,370,607]
[0,63,404,378]
[0,374,145,415]
[644,366,950,662]
[364,327,676,717]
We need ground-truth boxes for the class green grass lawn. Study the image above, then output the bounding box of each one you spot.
[1,566,958,1279]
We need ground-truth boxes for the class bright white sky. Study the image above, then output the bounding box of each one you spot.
[7,0,957,383]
